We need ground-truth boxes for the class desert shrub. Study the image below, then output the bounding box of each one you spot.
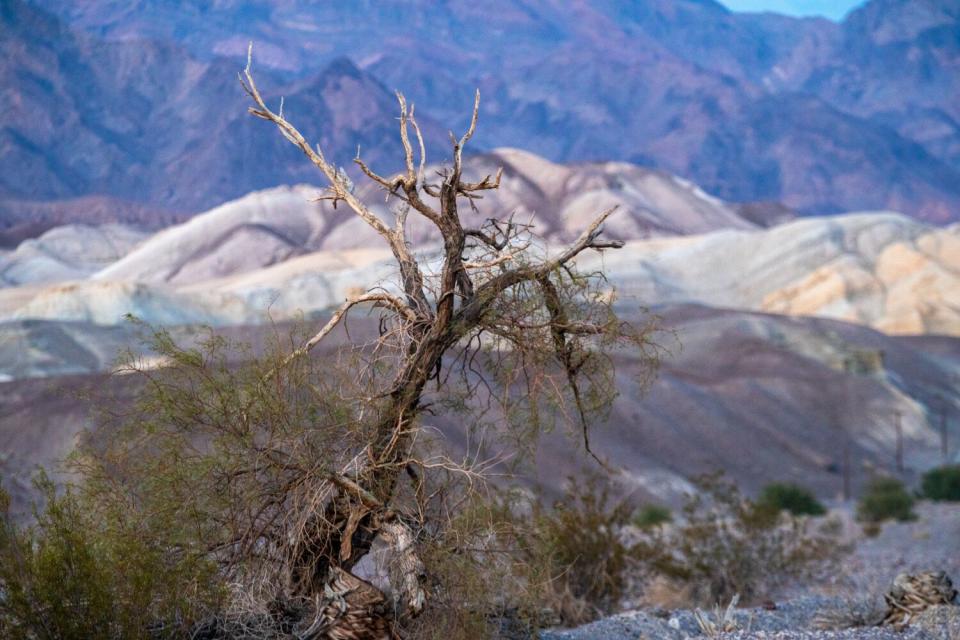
[402,493,547,640]
[757,482,826,517]
[633,504,672,529]
[0,475,221,639]
[634,473,844,606]
[55,323,657,639]
[920,465,960,502]
[0,478,114,640]
[857,476,915,523]
[402,479,638,636]
[524,477,636,625]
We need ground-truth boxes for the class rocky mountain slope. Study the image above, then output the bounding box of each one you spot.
[0,0,446,228]
[93,149,757,285]
[5,0,960,224]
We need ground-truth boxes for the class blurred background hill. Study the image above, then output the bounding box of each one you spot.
[3,0,960,231]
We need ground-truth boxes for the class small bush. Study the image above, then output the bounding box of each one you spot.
[405,478,639,636]
[0,479,115,640]
[633,504,672,529]
[633,473,844,606]
[403,494,547,640]
[857,476,915,523]
[920,465,960,502]
[757,482,826,517]
[527,477,635,624]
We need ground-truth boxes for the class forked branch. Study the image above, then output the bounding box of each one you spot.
[263,292,417,381]
[240,45,392,243]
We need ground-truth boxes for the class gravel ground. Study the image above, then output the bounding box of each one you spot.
[833,503,960,595]
[542,598,958,639]
[542,503,960,640]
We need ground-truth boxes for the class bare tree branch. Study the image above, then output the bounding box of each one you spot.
[263,293,417,381]
[231,47,650,633]
[240,44,392,243]
[241,44,432,314]
[460,166,503,193]
[458,206,622,327]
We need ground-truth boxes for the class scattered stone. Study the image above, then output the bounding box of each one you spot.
[913,604,960,637]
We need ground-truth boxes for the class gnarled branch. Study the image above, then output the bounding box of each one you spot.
[240,44,432,314]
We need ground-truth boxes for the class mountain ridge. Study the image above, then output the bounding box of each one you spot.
[6,0,960,227]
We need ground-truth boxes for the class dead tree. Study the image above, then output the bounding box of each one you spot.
[234,46,654,632]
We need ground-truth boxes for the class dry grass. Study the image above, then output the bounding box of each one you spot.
[694,593,744,637]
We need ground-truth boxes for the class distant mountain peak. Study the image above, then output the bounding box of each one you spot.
[320,56,364,80]
[845,0,959,43]
[6,0,960,227]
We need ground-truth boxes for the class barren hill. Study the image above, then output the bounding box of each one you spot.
[0,204,957,339]
[3,305,957,515]
[589,213,960,335]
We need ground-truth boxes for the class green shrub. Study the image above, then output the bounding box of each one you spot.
[633,504,672,529]
[0,475,222,639]
[920,465,960,502]
[402,493,548,640]
[0,478,114,640]
[757,482,826,517]
[405,479,639,635]
[857,476,915,523]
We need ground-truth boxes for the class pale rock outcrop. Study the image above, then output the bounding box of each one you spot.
[581,212,960,336]
[0,224,148,286]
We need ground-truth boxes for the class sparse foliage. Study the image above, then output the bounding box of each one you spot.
[757,482,826,517]
[857,476,915,524]
[0,475,220,639]
[524,477,636,624]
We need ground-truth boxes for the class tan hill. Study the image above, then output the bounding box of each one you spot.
[3,280,250,327]
[1,210,957,338]
[587,212,960,336]
[452,149,759,239]
[0,149,755,327]
[0,167,955,339]
[172,210,960,337]
[92,149,757,287]
[93,185,332,286]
